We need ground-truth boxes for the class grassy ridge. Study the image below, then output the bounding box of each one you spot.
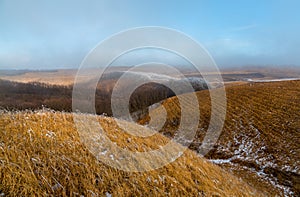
[0,110,263,196]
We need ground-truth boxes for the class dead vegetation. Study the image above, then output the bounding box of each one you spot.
[0,110,265,196]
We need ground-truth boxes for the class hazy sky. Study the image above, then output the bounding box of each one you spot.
[0,0,300,69]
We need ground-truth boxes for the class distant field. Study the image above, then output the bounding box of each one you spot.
[0,67,129,85]
[0,69,77,85]
[1,66,299,85]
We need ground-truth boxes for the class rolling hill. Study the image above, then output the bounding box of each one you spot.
[0,110,267,196]
[140,80,300,196]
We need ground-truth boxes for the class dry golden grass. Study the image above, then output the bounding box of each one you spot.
[0,110,264,196]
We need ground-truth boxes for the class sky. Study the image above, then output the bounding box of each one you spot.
[0,0,300,69]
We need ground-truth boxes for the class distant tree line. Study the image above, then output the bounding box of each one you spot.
[0,80,72,111]
[0,75,208,116]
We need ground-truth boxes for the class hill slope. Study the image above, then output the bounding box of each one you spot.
[0,110,265,196]
[140,80,300,196]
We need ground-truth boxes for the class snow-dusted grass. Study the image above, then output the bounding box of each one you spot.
[0,110,260,196]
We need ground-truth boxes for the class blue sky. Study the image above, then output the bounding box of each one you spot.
[0,0,299,69]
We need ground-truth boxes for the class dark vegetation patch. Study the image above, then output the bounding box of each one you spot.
[0,73,208,117]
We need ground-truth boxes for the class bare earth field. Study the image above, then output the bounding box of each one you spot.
[140,80,300,196]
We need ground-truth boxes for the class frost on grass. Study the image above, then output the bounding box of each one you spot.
[0,109,262,196]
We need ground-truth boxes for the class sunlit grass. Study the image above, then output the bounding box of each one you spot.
[0,110,261,196]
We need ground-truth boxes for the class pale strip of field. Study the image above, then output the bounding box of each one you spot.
[1,66,299,86]
[0,67,129,85]
[0,69,78,85]
[247,78,300,82]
